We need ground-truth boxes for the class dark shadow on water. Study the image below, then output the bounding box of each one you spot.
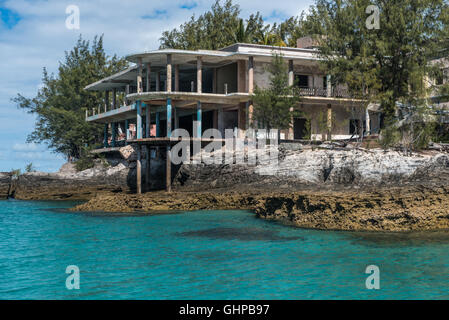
[179,227,304,241]
[345,230,449,247]
[46,208,183,217]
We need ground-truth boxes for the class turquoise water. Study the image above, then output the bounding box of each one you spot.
[1,199,449,300]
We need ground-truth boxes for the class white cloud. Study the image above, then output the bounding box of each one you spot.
[12,142,39,152]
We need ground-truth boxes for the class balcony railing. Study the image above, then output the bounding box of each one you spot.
[298,86,351,98]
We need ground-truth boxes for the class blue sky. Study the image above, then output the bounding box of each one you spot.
[0,0,313,172]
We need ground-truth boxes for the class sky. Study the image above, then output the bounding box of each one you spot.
[0,0,314,173]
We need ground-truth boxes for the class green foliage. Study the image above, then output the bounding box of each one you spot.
[380,105,437,151]
[25,163,35,173]
[159,0,308,49]
[306,0,449,123]
[252,54,302,132]
[12,35,128,160]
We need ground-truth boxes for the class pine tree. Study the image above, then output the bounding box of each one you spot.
[13,35,128,160]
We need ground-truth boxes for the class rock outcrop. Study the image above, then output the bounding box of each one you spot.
[72,185,449,231]
[0,172,12,199]
[173,145,449,191]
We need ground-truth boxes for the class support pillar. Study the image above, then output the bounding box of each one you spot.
[136,145,142,194]
[196,102,202,138]
[166,98,172,193]
[137,101,142,139]
[197,56,202,93]
[111,123,116,147]
[166,145,171,192]
[365,108,371,136]
[166,54,172,92]
[247,56,254,129]
[145,104,150,138]
[218,107,224,135]
[137,58,143,93]
[326,75,332,97]
[327,104,332,141]
[125,85,130,105]
[103,123,108,148]
[288,60,294,139]
[112,88,117,109]
[104,91,110,113]
[146,63,151,92]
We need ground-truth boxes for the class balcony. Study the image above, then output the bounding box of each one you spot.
[298,86,351,98]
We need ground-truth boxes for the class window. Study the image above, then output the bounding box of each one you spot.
[295,74,309,87]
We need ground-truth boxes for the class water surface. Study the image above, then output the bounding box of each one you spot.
[1,199,449,299]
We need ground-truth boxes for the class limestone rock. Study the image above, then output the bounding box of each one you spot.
[0,172,11,199]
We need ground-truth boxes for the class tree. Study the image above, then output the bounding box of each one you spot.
[159,0,308,50]
[305,0,449,149]
[252,54,301,136]
[13,35,128,160]
[25,163,34,173]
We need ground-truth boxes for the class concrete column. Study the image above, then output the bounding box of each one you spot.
[156,72,161,91]
[247,57,254,129]
[112,88,117,109]
[137,58,143,94]
[326,75,332,97]
[167,98,172,138]
[136,145,142,194]
[111,123,116,147]
[103,123,109,148]
[196,102,202,138]
[288,60,294,86]
[365,108,370,135]
[197,56,202,93]
[218,107,224,135]
[145,104,150,138]
[146,63,151,92]
[104,91,109,112]
[166,54,172,92]
[137,101,142,139]
[125,85,130,105]
[174,64,179,92]
[327,104,332,141]
[288,60,294,139]
[156,112,160,137]
[166,145,171,192]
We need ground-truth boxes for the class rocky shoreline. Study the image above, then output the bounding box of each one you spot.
[71,184,449,232]
[3,143,449,231]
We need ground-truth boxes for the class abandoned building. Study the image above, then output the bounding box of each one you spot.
[84,38,378,193]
